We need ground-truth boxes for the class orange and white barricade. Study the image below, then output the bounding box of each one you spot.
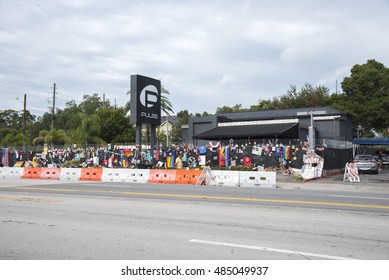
[343,163,360,182]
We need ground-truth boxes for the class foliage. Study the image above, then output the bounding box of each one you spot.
[250,83,331,111]
[171,110,193,142]
[79,94,111,115]
[160,87,174,116]
[0,109,35,147]
[32,128,68,145]
[0,132,30,147]
[331,59,389,133]
[216,104,246,113]
[249,99,276,111]
[29,113,54,139]
[0,109,35,129]
[96,107,135,144]
[176,110,192,124]
[279,84,331,109]
[55,100,83,131]
[69,113,105,145]
[194,112,211,117]
[111,128,136,144]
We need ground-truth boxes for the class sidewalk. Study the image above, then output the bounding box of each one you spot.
[276,172,389,193]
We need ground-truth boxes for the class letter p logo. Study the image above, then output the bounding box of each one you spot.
[140,85,159,108]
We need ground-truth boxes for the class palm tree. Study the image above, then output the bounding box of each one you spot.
[70,113,105,145]
[1,132,30,147]
[124,86,174,116]
[33,128,68,146]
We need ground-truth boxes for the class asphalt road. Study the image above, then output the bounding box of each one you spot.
[1,178,389,260]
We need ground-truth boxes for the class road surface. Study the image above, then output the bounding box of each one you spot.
[1,178,388,260]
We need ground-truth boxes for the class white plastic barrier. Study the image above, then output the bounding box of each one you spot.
[0,167,24,179]
[127,169,150,184]
[101,168,132,182]
[207,170,240,187]
[59,168,81,181]
[239,171,276,188]
[343,163,360,182]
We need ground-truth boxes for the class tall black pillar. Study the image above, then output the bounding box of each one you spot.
[136,124,142,145]
[150,125,157,148]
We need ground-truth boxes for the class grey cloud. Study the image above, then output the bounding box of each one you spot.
[0,0,388,117]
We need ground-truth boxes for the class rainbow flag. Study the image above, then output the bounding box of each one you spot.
[166,151,175,168]
[218,147,224,166]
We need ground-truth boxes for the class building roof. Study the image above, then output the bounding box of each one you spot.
[217,106,346,121]
[160,115,179,125]
[193,122,299,140]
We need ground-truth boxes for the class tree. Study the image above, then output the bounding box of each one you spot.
[0,109,35,147]
[176,110,192,124]
[55,100,82,131]
[79,94,111,115]
[96,107,135,144]
[0,132,30,147]
[171,110,193,142]
[249,83,331,112]
[0,110,20,141]
[160,87,174,116]
[334,59,389,133]
[0,109,35,132]
[194,111,211,117]
[32,128,68,146]
[216,104,246,113]
[279,84,331,108]
[249,99,276,111]
[69,113,105,145]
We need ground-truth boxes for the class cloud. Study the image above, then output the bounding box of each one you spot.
[0,0,388,117]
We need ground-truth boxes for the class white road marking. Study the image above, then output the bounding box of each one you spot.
[189,239,357,260]
[328,195,389,201]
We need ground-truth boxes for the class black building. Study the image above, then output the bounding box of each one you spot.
[183,106,353,146]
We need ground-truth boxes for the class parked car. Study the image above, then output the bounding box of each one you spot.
[353,155,380,174]
[382,154,389,165]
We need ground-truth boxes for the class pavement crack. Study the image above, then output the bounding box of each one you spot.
[2,220,55,227]
[3,220,24,224]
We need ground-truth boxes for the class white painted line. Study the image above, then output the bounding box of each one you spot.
[189,239,357,260]
[98,184,129,188]
[328,195,389,201]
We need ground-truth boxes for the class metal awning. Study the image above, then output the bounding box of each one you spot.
[193,122,299,140]
[352,138,389,145]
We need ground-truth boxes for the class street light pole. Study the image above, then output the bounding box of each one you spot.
[297,110,327,151]
[309,111,314,150]
[166,115,169,147]
[23,93,26,152]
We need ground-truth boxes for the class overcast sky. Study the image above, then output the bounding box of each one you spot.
[1,0,388,117]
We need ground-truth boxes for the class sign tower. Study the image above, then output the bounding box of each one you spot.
[130,74,161,151]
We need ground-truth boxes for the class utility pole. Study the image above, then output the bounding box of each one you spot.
[23,93,27,134]
[23,93,26,152]
[51,83,56,130]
